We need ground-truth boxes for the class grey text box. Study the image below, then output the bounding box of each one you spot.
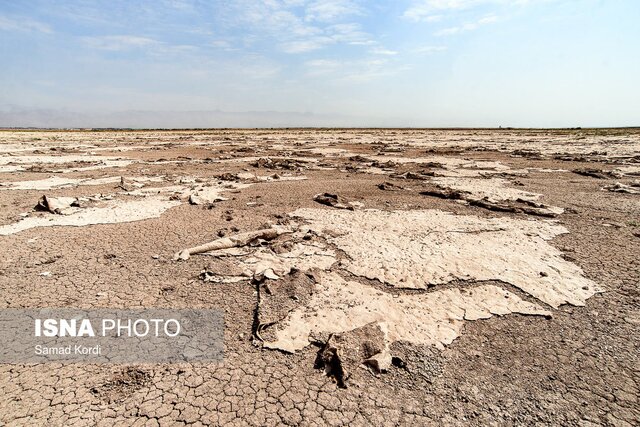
[0,309,224,363]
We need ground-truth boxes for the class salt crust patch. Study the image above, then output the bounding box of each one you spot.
[264,272,551,353]
[364,155,514,177]
[236,172,308,182]
[53,160,133,173]
[0,155,120,165]
[307,147,348,156]
[290,208,601,308]
[0,197,180,236]
[0,155,133,173]
[430,177,540,202]
[240,243,336,279]
[615,165,640,176]
[0,176,161,191]
[356,155,534,179]
[0,177,254,235]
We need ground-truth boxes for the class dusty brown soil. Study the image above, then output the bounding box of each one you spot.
[0,129,638,426]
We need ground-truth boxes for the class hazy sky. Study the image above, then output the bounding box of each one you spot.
[1,0,639,127]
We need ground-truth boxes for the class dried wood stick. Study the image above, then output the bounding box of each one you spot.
[174,227,292,261]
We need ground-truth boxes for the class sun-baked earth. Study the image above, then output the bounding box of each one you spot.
[0,128,638,426]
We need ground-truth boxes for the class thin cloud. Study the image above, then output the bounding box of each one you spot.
[279,22,372,53]
[305,59,342,76]
[403,0,485,21]
[424,14,444,22]
[82,35,159,51]
[305,0,362,22]
[328,23,371,44]
[82,35,197,56]
[370,47,398,56]
[435,14,498,36]
[305,57,407,83]
[414,45,448,53]
[222,1,372,54]
[210,40,237,51]
[403,0,541,22]
[280,37,333,53]
[0,15,53,33]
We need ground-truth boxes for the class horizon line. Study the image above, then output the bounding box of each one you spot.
[1,126,639,132]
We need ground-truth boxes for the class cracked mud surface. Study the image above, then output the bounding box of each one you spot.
[0,129,638,426]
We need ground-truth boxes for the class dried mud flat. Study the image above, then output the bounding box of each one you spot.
[0,128,638,426]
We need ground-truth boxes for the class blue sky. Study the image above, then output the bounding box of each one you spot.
[0,0,639,127]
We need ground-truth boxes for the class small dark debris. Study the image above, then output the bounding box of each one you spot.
[377,182,404,191]
[573,168,619,179]
[313,193,354,210]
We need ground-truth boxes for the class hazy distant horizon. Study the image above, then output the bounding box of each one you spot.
[2,1,639,128]
[1,106,638,130]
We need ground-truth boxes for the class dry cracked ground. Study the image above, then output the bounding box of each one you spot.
[0,129,638,426]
